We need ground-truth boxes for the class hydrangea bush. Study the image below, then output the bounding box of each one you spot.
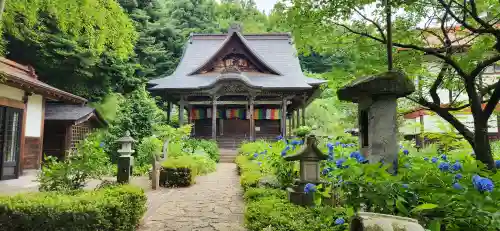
[238,137,500,230]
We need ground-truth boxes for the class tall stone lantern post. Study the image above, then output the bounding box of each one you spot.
[116,131,135,183]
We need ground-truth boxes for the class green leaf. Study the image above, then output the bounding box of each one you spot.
[395,199,409,216]
[429,220,441,231]
[410,203,438,213]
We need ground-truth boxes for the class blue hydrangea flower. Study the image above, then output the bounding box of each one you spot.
[335,141,342,146]
[441,154,447,161]
[472,175,494,193]
[424,157,429,161]
[455,173,463,180]
[431,157,438,163]
[452,161,462,171]
[291,140,301,146]
[253,153,259,158]
[402,184,409,189]
[438,162,450,172]
[322,168,331,176]
[99,142,105,148]
[453,183,463,190]
[399,144,403,149]
[327,143,334,150]
[403,149,409,155]
[276,135,283,140]
[304,183,316,194]
[336,158,346,168]
[281,150,287,157]
[334,218,345,225]
[495,160,500,169]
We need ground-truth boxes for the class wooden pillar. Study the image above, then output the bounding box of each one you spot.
[296,107,301,128]
[288,114,292,138]
[187,104,193,124]
[281,98,287,137]
[249,96,255,141]
[301,102,306,126]
[291,110,296,132]
[211,96,218,140]
[166,101,172,123]
[178,98,185,126]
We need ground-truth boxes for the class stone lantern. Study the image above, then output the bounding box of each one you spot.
[337,71,414,172]
[350,212,425,231]
[284,135,328,206]
[116,131,135,183]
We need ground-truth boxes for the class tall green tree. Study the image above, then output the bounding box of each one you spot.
[119,0,181,78]
[2,0,137,99]
[287,0,500,168]
[164,0,218,38]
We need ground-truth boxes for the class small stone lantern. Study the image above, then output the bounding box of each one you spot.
[337,71,414,172]
[116,131,135,183]
[284,135,328,206]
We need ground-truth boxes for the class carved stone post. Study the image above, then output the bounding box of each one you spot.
[249,95,255,141]
[179,97,185,126]
[212,95,218,140]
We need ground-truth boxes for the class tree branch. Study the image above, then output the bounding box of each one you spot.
[353,8,386,42]
[429,63,448,105]
[483,80,500,118]
[470,55,500,80]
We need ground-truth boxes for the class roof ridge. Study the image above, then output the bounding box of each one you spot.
[191,33,291,37]
[187,32,283,76]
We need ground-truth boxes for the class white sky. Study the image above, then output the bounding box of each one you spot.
[254,0,278,13]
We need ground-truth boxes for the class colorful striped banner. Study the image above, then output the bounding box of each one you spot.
[226,108,245,119]
[190,108,202,120]
[206,108,223,119]
[265,109,281,120]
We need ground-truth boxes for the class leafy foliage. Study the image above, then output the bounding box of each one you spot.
[3,0,137,99]
[37,133,109,192]
[239,137,500,230]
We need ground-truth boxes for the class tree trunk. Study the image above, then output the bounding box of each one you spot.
[473,119,495,169]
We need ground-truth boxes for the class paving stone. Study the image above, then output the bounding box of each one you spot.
[139,163,246,231]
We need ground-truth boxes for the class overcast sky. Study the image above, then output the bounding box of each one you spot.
[254,0,278,13]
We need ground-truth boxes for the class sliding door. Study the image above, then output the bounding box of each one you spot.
[0,106,22,180]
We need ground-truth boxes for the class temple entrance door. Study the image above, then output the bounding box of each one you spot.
[0,106,22,180]
[222,119,249,138]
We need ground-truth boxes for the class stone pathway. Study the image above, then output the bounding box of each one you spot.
[140,163,246,231]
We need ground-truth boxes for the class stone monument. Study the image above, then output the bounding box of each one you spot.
[350,212,425,231]
[116,131,135,184]
[337,71,414,171]
[284,135,328,206]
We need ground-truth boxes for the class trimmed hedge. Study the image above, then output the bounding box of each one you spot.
[160,167,193,187]
[0,185,146,231]
[235,155,261,190]
[244,188,348,231]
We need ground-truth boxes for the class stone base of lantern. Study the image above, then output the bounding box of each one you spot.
[287,186,314,206]
[287,180,325,206]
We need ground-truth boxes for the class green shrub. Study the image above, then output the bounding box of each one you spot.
[245,192,349,231]
[161,154,216,177]
[136,136,163,166]
[160,167,193,187]
[38,132,109,192]
[199,139,220,162]
[235,155,262,190]
[243,187,287,202]
[0,185,146,231]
